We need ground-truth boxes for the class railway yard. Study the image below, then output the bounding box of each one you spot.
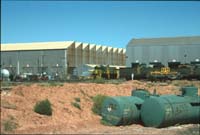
[2,1,200,134]
[1,80,200,134]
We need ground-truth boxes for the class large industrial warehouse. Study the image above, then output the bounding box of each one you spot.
[1,41,126,78]
[126,36,200,67]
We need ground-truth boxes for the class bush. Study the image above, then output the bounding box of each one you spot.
[3,119,18,132]
[74,97,80,102]
[49,82,63,87]
[92,94,108,115]
[100,119,112,126]
[39,82,63,87]
[92,78,106,84]
[34,99,52,116]
[71,102,81,110]
[2,115,18,132]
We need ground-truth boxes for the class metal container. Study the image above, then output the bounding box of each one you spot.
[131,89,151,100]
[193,64,200,80]
[141,94,200,128]
[119,67,134,80]
[1,69,10,81]
[101,96,143,126]
[180,86,198,97]
[1,69,10,78]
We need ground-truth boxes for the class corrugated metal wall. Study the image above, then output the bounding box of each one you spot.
[126,37,200,67]
[1,42,126,76]
[1,49,67,77]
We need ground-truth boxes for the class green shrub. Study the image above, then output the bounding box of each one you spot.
[100,119,112,126]
[80,89,93,99]
[74,97,80,102]
[3,119,18,132]
[2,115,18,132]
[71,102,81,110]
[24,82,32,86]
[93,78,106,84]
[39,82,63,87]
[34,99,52,116]
[92,94,108,115]
[49,82,63,87]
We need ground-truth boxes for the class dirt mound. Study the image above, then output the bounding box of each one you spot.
[1,80,199,134]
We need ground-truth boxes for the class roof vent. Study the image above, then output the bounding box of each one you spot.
[172,59,176,62]
[153,60,158,63]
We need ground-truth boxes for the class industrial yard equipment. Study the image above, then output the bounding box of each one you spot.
[149,67,179,81]
[191,61,200,80]
[168,61,200,80]
[177,64,193,79]
[119,60,200,81]
[101,96,143,126]
[0,69,10,81]
[92,65,119,79]
[119,63,150,80]
[131,89,151,100]
[134,63,150,79]
[101,89,152,126]
[119,67,134,80]
[93,66,102,79]
[141,86,200,128]
[101,86,199,128]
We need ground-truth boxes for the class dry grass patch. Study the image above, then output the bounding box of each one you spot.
[1,115,18,133]
[1,100,17,110]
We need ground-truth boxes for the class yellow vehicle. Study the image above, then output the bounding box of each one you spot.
[93,66,102,79]
[92,65,118,79]
[150,67,179,81]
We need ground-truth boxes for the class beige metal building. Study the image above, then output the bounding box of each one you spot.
[1,41,125,78]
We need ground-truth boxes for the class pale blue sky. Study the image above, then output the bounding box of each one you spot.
[2,1,200,48]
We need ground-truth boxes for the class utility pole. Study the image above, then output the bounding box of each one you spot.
[184,54,187,64]
[37,57,40,74]
[41,54,46,74]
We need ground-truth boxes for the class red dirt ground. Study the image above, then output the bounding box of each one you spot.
[1,80,200,134]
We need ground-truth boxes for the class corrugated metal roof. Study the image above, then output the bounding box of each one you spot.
[122,49,126,54]
[84,64,126,68]
[1,41,75,51]
[108,47,113,52]
[102,46,107,51]
[128,36,200,47]
[1,41,126,53]
[118,48,123,52]
[82,43,89,49]
[89,44,96,49]
[113,48,118,53]
[96,45,101,50]
[75,42,82,48]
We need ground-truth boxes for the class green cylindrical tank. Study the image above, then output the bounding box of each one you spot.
[180,86,198,97]
[131,89,151,100]
[101,96,143,126]
[141,94,200,128]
